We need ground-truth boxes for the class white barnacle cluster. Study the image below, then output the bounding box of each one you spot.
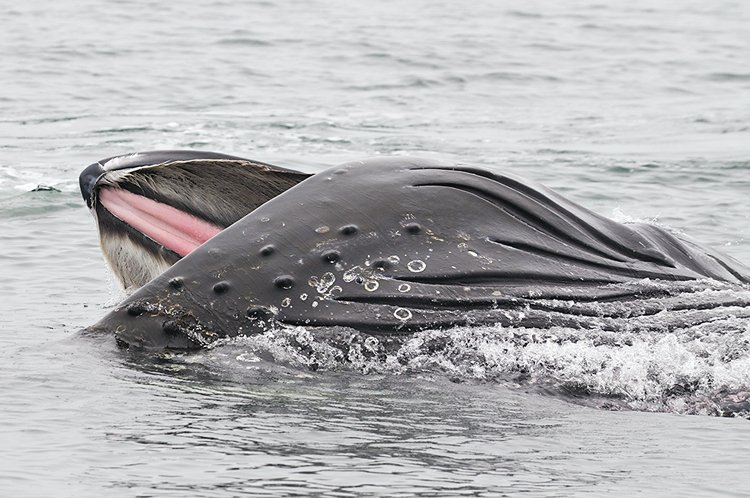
[309,272,336,293]
[342,266,363,283]
[307,271,342,302]
[343,261,390,292]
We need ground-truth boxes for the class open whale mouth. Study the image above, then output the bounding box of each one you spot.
[98,187,222,258]
[79,150,311,289]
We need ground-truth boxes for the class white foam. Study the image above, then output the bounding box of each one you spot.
[201,311,750,416]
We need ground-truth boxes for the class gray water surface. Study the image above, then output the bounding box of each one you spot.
[2,0,750,495]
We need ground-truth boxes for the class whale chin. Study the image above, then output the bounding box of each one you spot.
[79,150,311,289]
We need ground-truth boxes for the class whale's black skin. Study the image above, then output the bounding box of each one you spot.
[80,150,310,288]
[84,156,750,350]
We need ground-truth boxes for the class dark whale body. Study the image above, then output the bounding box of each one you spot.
[84,156,750,350]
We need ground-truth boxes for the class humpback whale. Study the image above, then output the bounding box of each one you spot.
[80,152,750,350]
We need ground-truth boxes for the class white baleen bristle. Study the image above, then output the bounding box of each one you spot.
[100,231,172,290]
[101,153,143,171]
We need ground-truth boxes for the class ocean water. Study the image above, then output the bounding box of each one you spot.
[2,0,750,495]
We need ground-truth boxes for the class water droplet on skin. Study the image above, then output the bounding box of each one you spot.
[394,308,412,321]
[312,301,319,308]
[315,226,330,234]
[468,250,478,257]
[407,260,426,272]
[398,283,411,293]
[281,297,291,308]
[364,280,379,292]
[261,216,270,223]
[300,293,308,301]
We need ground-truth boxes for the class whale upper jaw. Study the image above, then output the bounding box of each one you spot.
[79,151,310,290]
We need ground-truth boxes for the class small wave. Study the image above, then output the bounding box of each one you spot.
[16,115,88,125]
[476,71,561,83]
[0,189,81,219]
[0,165,79,194]
[346,77,443,91]
[92,126,153,135]
[362,52,446,70]
[506,10,543,19]
[215,38,272,47]
[720,161,750,170]
[706,73,750,82]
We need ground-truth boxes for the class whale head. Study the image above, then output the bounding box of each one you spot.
[79,150,310,290]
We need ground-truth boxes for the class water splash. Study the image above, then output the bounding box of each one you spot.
[179,301,750,417]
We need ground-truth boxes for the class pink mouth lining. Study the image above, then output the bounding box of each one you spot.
[98,187,223,257]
